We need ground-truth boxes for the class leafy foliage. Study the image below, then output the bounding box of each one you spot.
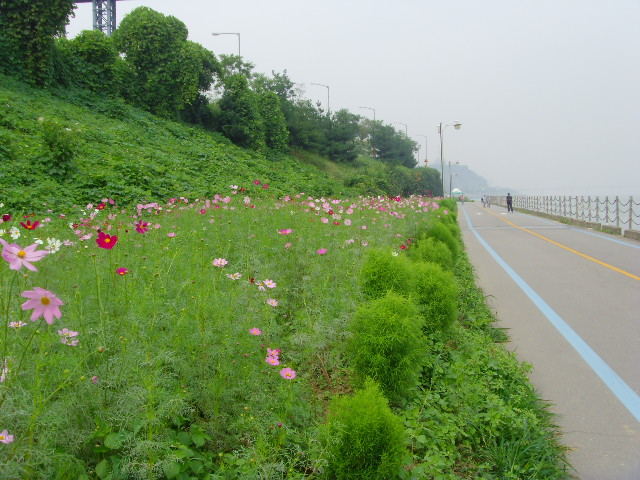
[324,379,407,479]
[0,0,76,84]
[358,248,413,300]
[348,293,427,404]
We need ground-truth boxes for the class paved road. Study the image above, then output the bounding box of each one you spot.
[459,202,640,480]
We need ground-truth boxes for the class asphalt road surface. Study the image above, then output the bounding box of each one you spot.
[459,201,640,480]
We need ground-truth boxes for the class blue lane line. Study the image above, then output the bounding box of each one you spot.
[462,206,640,423]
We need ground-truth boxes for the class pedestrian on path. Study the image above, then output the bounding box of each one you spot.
[506,193,513,212]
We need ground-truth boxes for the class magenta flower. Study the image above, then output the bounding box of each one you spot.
[96,231,118,249]
[0,429,14,444]
[116,267,129,276]
[250,328,262,336]
[91,376,99,384]
[1,214,11,222]
[21,287,64,324]
[0,238,48,271]
[20,219,40,230]
[280,367,297,379]
[135,220,150,234]
[317,248,328,255]
[278,229,293,235]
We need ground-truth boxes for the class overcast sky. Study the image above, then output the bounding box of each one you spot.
[66,0,640,197]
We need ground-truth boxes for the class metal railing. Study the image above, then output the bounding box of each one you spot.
[489,195,640,232]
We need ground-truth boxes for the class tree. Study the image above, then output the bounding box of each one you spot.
[0,0,76,84]
[217,74,265,150]
[258,92,289,152]
[112,7,218,118]
[361,119,418,168]
[323,109,360,162]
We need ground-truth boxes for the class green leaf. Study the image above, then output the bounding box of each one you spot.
[95,459,110,479]
[163,462,181,479]
[177,430,192,446]
[104,433,123,450]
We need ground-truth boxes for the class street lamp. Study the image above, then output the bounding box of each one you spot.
[437,121,462,197]
[310,83,330,114]
[393,122,408,137]
[359,106,376,121]
[211,32,241,57]
[448,161,459,198]
[415,135,428,166]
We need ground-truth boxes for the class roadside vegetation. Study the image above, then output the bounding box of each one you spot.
[1,3,571,478]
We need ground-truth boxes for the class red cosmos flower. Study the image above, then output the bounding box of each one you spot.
[1,214,11,222]
[20,220,40,230]
[97,203,106,210]
[262,184,269,189]
[400,244,407,250]
[116,267,128,275]
[96,231,118,249]
[135,220,149,234]
[254,180,261,185]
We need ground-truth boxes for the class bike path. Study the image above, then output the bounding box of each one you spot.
[459,202,640,480]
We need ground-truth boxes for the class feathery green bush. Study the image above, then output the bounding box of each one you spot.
[408,260,459,335]
[407,236,454,271]
[348,292,427,403]
[358,248,412,300]
[324,379,406,480]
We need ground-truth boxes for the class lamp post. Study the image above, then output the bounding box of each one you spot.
[359,106,376,121]
[437,121,461,197]
[393,122,408,136]
[448,161,459,198]
[211,32,241,57]
[416,135,428,166]
[310,83,330,114]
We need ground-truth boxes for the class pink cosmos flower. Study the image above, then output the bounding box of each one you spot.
[317,248,328,255]
[0,238,48,271]
[263,279,276,289]
[212,258,228,268]
[278,229,293,235]
[267,348,281,358]
[266,356,280,366]
[9,321,27,328]
[250,328,262,336]
[167,232,176,238]
[267,298,278,307]
[135,220,150,234]
[96,231,118,249]
[21,287,63,324]
[116,267,129,276]
[280,367,296,379]
[0,429,14,444]
[91,376,99,384]
[254,180,261,185]
[58,328,79,346]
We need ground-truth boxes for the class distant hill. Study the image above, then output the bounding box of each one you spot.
[431,162,518,199]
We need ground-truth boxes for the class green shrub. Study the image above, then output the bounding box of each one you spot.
[408,261,459,335]
[358,248,412,300]
[422,221,460,260]
[348,292,427,403]
[439,198,458,213]
[408,236,454,271]
[324,379,406,480]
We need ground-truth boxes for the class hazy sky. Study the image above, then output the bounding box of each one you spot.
[66,0,640,196]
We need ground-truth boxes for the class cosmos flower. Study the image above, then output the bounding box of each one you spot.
[0,238,48,271]
[116,267,129,276]
[250,328,262,336]
[0,429,14,444]
[135,220,150,234]
[96,231,118,249]
[20,220,40,230]
[279,367,296,380]
[317,248,328,255]
[21,287,64,324]
[212,258,228,268]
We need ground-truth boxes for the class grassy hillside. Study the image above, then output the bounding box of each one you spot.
[0,74,387,212]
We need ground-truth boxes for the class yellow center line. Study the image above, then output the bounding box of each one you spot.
[481,207,640,281]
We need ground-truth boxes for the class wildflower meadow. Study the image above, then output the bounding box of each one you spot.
[0,191,571,479]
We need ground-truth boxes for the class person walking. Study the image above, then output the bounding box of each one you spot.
[506,193,513,212]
